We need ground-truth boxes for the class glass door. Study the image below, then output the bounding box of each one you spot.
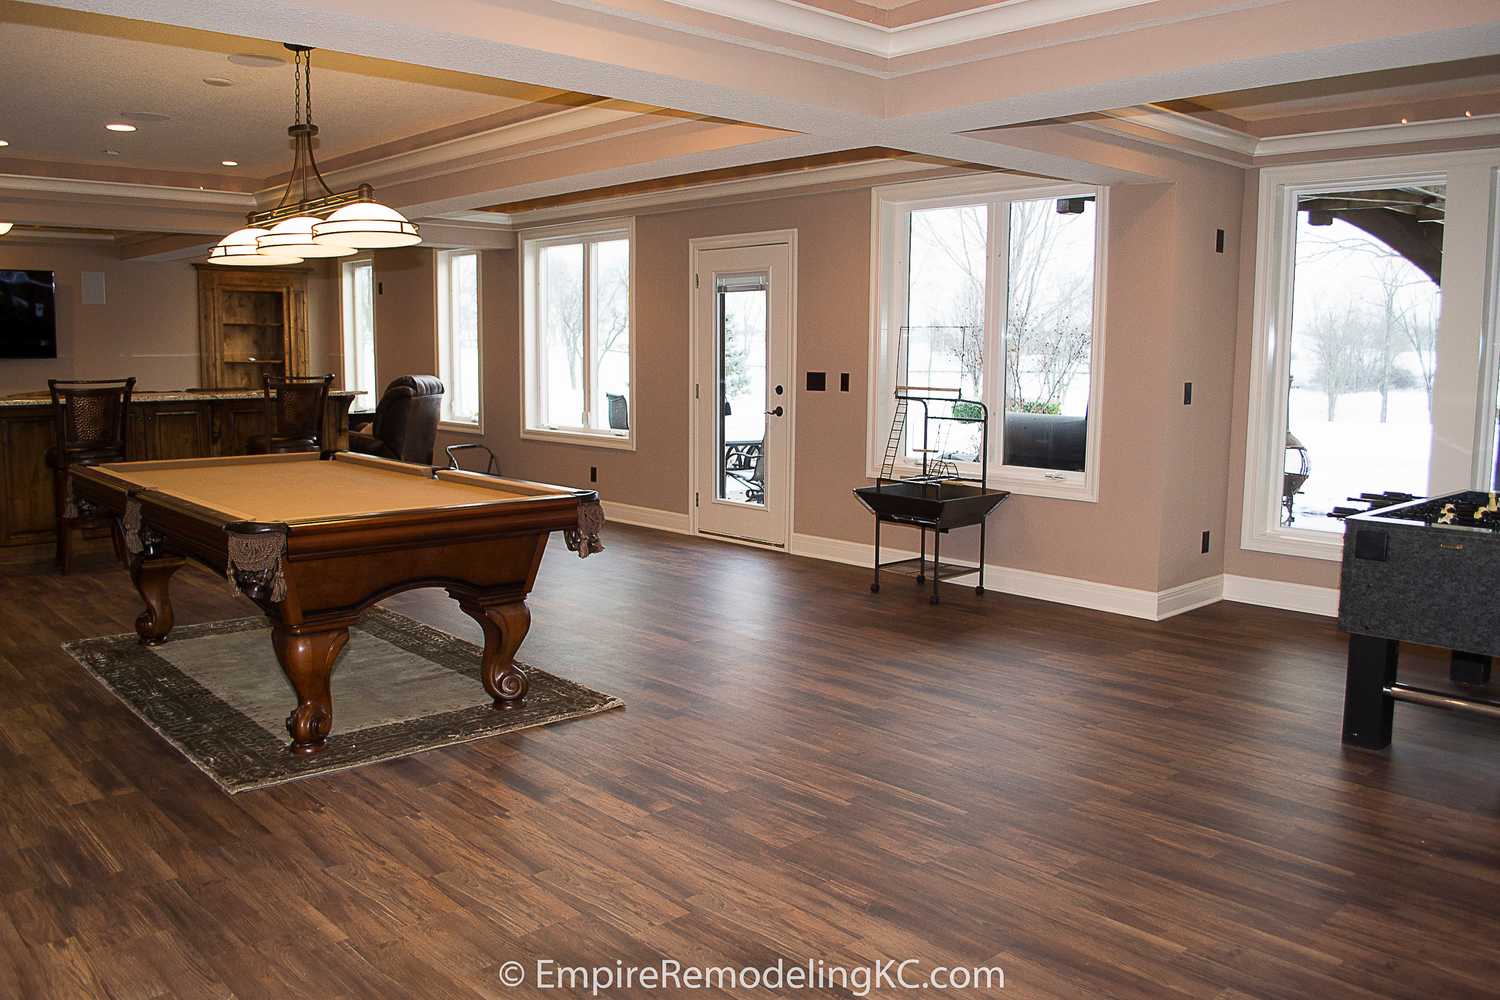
[693,242,792,546]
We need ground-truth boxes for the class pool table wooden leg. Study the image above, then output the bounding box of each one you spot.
[453,593,531,707]
[130,554,184,645]
[273,624,349,755]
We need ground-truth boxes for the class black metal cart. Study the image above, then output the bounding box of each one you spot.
[854,332,1009,604]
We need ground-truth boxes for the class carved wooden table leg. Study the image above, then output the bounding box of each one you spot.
[130,554,185,645]
[272,624,349,755]
[453,593,531,707]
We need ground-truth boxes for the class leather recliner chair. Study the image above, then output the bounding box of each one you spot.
[349,375,445,464]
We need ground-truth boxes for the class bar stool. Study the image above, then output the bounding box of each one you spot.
[247,373,334,454]
[47,377,135,574]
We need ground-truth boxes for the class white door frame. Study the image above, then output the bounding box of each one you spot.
[688,230,798,548]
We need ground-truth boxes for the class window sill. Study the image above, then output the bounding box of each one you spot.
[439,420,484,435]
[522,426,636,451]
[1240,526,1344,563]
[870,463,1098,503]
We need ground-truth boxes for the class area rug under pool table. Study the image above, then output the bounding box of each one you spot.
[63,606,623,794]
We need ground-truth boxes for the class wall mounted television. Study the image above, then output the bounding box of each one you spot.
[0,270,58,359]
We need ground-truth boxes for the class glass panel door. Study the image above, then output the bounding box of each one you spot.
[716,272,768,505]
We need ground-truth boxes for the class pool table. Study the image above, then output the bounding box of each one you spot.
[71,451,603,755]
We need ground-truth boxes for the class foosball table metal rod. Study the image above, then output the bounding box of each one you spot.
[1386,684,1500,721]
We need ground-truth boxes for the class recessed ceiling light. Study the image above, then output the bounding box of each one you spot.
[103,149,121,157]
[105,122,137,132]
[203,77,233,87]
[221,160,239,167]
[0,140,8,147]
[227,52,284,68]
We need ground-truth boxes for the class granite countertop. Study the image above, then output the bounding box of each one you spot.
[2,389,358,407]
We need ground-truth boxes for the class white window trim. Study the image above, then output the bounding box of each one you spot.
[518,217,636,451]
[435,248,484,434]
[339,256,376,412]
[1241,150,1500,562]
[867,175,1108,502]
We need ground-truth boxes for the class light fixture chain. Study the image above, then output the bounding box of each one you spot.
[305,49,313,125]
[293,48,303,125]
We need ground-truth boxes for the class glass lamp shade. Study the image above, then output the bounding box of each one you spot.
[208,227,303,266]
[0,222,12,237]
[311,201,420,249]
[256,216,356,258]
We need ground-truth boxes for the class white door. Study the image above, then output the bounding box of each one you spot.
[692,241,793,546]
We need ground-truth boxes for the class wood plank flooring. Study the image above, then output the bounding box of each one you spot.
[3,525,1499,999]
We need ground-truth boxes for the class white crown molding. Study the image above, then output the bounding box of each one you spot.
[0,228,117,243]
[1093,106,1500,164]
[0,173,252,209]
[1096,106,1259,156]
[1256,115,1500,157]
[482,156,941,227]
[271,105,655,205]
[659,0,1158,57]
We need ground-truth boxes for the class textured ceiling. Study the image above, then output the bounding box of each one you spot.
[0,3,607,184]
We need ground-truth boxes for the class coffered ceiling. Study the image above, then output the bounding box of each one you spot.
[0,3,625,186]
[3,0,1498,247]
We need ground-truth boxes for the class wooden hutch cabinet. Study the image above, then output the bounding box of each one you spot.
[195,265,311,388]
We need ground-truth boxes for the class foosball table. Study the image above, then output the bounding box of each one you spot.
[1339,490,1500,749]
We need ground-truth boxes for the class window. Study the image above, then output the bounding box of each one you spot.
[520,220,633,448]
[437,250,481,428]
[870,178,1105,500]
[341,258,376,411]
[1243,152,1500,560]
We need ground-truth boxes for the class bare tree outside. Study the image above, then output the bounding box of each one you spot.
[1005,199,1094,416]
[1284,195,1445,529]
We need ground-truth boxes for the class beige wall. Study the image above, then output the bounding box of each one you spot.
[359,149,1247,594]
[0,242,198,395]
[1221,172,1343,590]
[0,243,342,399]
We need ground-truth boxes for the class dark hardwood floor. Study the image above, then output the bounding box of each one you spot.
[3,525,1500,999]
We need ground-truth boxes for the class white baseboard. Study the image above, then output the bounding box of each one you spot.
[602,501,691,535]
[1156,575,1226,619]
[791,532,1209,621]
[608,514,1335,621]
[1222,574,1338,617]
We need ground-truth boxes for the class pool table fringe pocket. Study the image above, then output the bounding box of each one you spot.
[566,499,606,559]
[122,497,143,555]
[226,528,288,602]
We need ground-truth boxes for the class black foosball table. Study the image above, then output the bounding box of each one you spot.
[1339,491,1500,749]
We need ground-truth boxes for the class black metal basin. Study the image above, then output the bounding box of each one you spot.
[854,481,1009,530]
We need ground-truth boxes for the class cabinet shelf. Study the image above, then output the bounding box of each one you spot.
[197,265,308,391]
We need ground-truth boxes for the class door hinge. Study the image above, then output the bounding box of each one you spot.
[694,273,700,289]
[694,383,699,400]
[695,492,700,507]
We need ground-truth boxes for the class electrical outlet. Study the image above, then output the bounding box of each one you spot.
[590,466,598,483]
[1201,530,1211,554]
[840,372,850,392]
[1184,382,1193,405]
[1215,229,1225,254]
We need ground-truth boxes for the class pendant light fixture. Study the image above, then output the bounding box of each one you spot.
[207,44,419,266]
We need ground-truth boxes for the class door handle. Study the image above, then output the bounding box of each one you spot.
[765,406,784,417]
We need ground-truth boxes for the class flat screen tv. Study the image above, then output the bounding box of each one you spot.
[0,270,58,359]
